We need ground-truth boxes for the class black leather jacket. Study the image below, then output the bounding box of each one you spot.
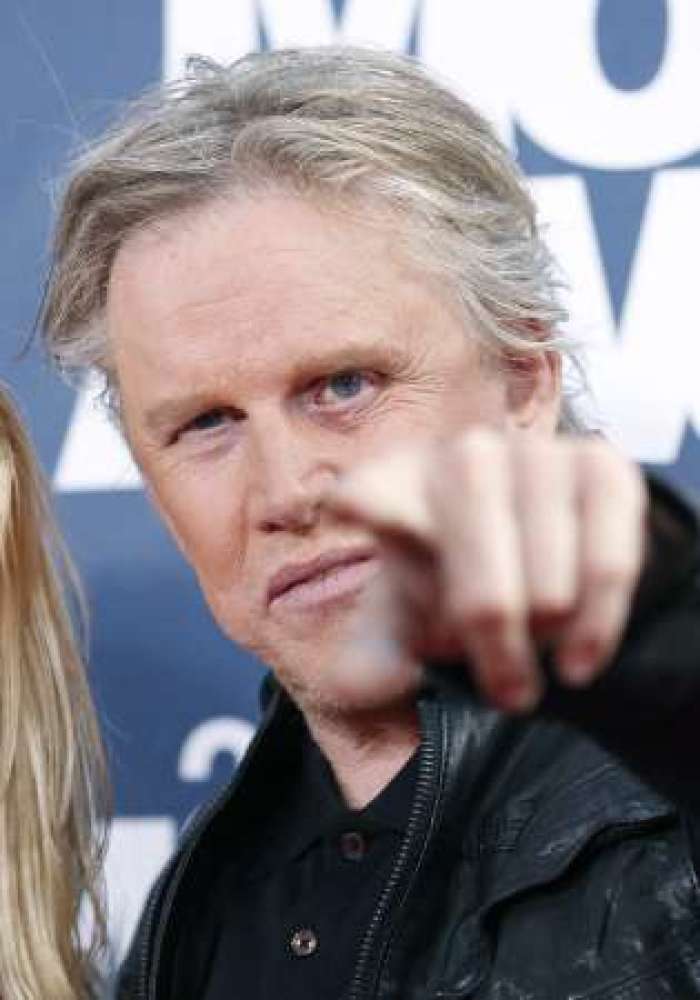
[117,481,700,999]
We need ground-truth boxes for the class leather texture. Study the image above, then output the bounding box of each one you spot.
[117,479,700,999]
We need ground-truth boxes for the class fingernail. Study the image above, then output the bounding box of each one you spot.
[493,677,540,713]
[558,657,596,687]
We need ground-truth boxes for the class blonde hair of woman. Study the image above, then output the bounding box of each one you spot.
[0,386,108,999]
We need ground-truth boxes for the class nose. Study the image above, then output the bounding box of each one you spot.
[247,416,338,534]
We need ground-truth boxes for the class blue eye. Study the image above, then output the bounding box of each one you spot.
[327,371,366,399]
[184,409,228,435]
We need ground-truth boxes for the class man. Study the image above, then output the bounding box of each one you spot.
[42,47,700,999]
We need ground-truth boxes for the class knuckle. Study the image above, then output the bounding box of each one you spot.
[453,427,504,469]
[455,597,521,634]
[583,561,635,592]
[513,439,573,507]
[610,455,646,505]
[577,439,644,499]
[577,434,614,464]
[530,592,576,620]
[577,439,619,484]
[514,434,556,467]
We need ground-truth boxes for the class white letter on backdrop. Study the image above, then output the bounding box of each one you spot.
[178,717,256,782]
[256,0,419,49]
[164,0,257,79]
[533,169,700,462]
[421,0,514,146]
[513,0,700,169]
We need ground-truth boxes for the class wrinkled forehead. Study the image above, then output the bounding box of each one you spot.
[106,188,472,365]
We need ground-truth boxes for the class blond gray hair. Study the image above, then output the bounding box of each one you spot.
[41,45,581,427]
[0,387,108,1000]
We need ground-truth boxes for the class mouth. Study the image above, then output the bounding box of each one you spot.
[267,546,379,612]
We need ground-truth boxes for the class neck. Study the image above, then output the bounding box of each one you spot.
[303,701,420,809]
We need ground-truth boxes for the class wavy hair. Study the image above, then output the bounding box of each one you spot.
[0,387,108,999]
[40,45,584,429]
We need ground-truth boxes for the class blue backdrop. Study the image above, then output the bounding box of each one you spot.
[1,0,699,960]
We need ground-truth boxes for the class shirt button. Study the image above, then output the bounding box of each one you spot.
[340,830,367,861]
[290,928,318,957]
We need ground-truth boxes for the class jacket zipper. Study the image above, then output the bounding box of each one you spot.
[346,698,444,1000]
[133,695,282,1000]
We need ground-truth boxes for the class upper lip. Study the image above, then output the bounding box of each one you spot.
[267,546,377,605]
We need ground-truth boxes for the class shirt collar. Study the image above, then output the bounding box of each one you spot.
[269,723,419,867]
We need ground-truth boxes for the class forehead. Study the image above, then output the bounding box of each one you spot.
[107,191,474,404]
[110,191,439,317]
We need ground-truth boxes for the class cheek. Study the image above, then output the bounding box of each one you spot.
[148,465,247,585]
[159,483,261,647]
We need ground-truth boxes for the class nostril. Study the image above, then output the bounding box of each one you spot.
[258,494,321,534]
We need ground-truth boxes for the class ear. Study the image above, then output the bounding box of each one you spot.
[503,348,561,435]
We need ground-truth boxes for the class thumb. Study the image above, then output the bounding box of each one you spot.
[324,575,423,704]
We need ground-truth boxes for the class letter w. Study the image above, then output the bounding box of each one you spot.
[533,169,700,464]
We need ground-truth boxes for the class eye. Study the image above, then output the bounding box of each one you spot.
[327,371,366,399]
[312,370,379,408]
[176,407,231,441]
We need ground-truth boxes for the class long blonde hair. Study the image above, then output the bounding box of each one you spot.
[0,387,108,999]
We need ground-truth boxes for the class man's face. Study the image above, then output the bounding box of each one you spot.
[107,191,545,713]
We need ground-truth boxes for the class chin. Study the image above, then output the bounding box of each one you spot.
[276,656,425,722]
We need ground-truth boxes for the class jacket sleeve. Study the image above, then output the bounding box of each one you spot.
[538,475,700,815]
[428,475,700,860]
[523,474,700,883]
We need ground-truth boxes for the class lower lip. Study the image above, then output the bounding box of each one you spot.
[270,557,380,612]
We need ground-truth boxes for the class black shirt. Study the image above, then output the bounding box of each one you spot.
[191,728,418,999]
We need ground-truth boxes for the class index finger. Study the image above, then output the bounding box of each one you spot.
[323,447,435,546]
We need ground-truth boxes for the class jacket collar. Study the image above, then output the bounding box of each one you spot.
[257,670,675,881]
